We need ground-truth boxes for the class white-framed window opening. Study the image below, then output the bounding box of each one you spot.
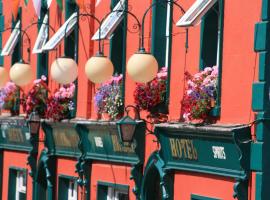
[33,14,49,54]
[68,180,78,200]
[176,0,217,27]
[107,187,129,200]
[15,171,26,200]
[42,12,77,51]
[1,20,21,56]
[92,0,126,40]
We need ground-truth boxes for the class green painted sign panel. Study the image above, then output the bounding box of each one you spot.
[42,122,80,157]
[52,126,80,155]
[77,121,146,164]
[42,121,146,164]
[156,124,251,179]
[0,119,31,151]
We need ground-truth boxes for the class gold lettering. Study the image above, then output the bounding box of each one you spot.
[170,139,178,157]
[186,140,193,159]
[111,135,135,153]
[170,139,198,161]
[7,128,24,143]
[53,129,79,148]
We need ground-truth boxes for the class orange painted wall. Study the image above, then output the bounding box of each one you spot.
[90,161,135,200]
[0,0,263,199]
[1,151,31,200]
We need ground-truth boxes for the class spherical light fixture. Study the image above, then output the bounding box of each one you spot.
[85,55,114,84]
[127,52,158,83]
[10,62,33,86]
[0,67,9,88]
[51,57,78,84]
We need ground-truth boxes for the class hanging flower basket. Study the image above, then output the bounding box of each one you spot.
[0,81,20,116]
[134,67,168,116]
[181,66,218,123]
[94,74,124,120]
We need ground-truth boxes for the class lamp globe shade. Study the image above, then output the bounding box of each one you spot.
[10,62,33,86]
[85,55,114,84]
[127,53,158,83]
[0,67,8,88]
[51,57,78,84]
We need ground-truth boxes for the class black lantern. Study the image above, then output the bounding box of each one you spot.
[28,111,41,134]
[116,106,140,144]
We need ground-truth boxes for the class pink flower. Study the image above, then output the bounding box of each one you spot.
[34,79,41,84]
[41,75,47,81]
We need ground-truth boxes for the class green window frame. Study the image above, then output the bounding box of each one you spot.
[8,167,27,200]
[191,194,221,200]
[97,181,129,200]
[109,0,128,112]
[65,0,79,118]
[58,175,78,200]
[151,0,173,114]
[10,7,22,114]
[37,2,49,80]
[199,0,224,117]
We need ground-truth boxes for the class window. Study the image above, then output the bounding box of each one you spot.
[68,180,77,200]
[58,176,78,200]
[1,20,20,56]
[33,14,49,54]
[97,182,129,200]
[91,0,126,40]
[176,0,218,27]
[42,12,77,51]
[15,171,27,200]
[107,187,128,200]
[150,0,172,113]
[8,168,27,200]
[178,0,224,116]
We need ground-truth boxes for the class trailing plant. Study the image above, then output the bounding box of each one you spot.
[181,66,218,123]
[94,74,123,120]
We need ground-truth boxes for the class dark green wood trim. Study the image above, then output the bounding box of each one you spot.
[191,194,221,200]
[199,0,224,117]
[35,150,56,200]
[0,150,2,200]
[97,184,108,200]
[65,0,78,118]
[141,152,173,200]
[37,2,49,79]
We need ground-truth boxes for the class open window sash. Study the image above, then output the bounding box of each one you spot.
[1,20,21,56]
[33,14,49,54]
[176,0,217,27]
[42,12,77,51]
[92,0,126,40]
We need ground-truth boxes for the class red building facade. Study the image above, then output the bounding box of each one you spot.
[0,0,268,200]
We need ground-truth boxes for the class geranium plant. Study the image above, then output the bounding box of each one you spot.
[181,66,218,123]
[94,74,123,120]
[46,83,75,121]
[134,67,167,113]
[0,81,20,115]
[21,75,49,118]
